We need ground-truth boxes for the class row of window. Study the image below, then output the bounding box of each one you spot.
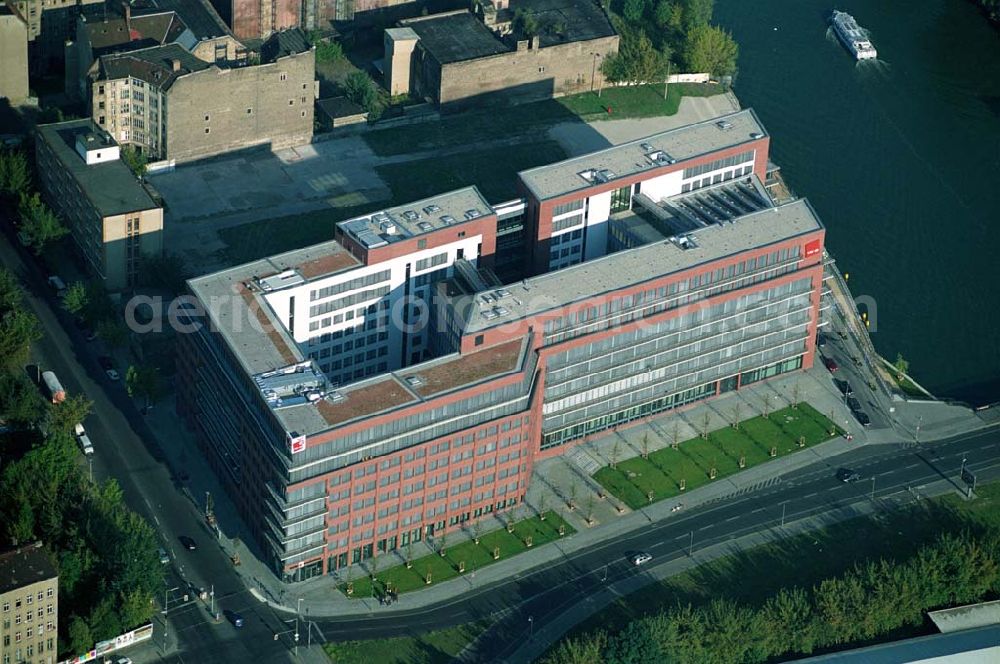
[682,150,755,179]
[310,269,391,302]
[415,252,447,272]
[1,588,54,612]
[552,213,584,233]
[551,199,584,217]
[681,165,754,192]
[309,285,390,318]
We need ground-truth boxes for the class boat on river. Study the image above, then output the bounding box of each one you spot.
[831,10,878,60]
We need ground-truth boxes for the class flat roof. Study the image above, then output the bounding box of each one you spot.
[36,120,159,218]
[461,197,823,334]
[509,0,616,47]
[795,624,1000,663]
[518,108,767,201]
[135,0,230,40]
[187,239,360,377]
[399,337,525,397]
[0,543,57,595]
[402,12,509,64]
[337,186,493,250]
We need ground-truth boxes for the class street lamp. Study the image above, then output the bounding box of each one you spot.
[528,615,534,639]
[871,476,876,501]
[296,597,303,648]
[915,415,923,444]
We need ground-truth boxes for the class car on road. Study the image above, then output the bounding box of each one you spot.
[816,332,827,348]
[834,379,854,396]
[854,410,872,427]
[97,356,119,381]
[629,552,653,566]
[158,547,170,565]
[836,468,862,483]
[823,356,838,372]
[115,657,133,664]
[225,610,244,628]
[73,423,94,456]
[179,535,197,551]
[846,396,862,412]
[46,275,67,298]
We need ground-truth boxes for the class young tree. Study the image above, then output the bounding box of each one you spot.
[671,420,681,449]
[343,72,378,113]
[0,307,41,371]
[681,0,714,31]
[700,412,711,439]
[609,440,621,469]
[603,28,671,83]
[125,365,164,408]
[513,8,540,36]
[894,353,910,376]
[622,0,648,23]
[119,145,148,179]
[17,192,68,254]
[0,371,46,425]
[640,433,650,459]
[67,615,93,655]
[62,281,89,317]
[96,318,128,349]
[730,402,742,430]
[683,24,738,78]
[0,149,31,198]
[791,381,801,409]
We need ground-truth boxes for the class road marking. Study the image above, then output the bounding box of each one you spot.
[698,524,712,531]
[802,492,818,499]
[751,507,764,513]
[724,516,739,522]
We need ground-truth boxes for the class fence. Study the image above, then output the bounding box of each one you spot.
[58,623,154,664]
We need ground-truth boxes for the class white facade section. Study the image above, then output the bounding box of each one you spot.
[262,235,484,387]
[583,192,611,262]
[636,169,683,201]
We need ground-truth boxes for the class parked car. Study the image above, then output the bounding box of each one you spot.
[629,552,653,566]
[73,423,94,455]
[98,356,119,381]
[158,547,170,565]
[846,396,862,412]
[834,379,854,396]
[115,658,133,664]
[836,468,861,483]
[179,535,197,551]
[854,410,872,427]
[46,275,67,297]
[816,332,827,348]
[823,356,839,372]
[225,610,244,628]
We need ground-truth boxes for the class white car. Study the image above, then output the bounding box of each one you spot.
[74,423,94,455]
[630,552,653,566]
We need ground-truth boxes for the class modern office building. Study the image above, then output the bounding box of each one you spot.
[178,109,828,582]
[0,542,59,664]
[35,119,164,291]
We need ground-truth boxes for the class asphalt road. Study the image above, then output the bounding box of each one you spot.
[310,427,1000,661]
[0,223,303,664]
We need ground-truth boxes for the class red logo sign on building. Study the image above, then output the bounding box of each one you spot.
[805,239,821,257]
[288,433,306,455]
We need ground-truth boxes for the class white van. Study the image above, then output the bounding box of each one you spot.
[74,423,94,455]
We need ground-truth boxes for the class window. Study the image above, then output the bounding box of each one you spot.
[205,128,210,134]
[204,114,210,121]
[417,239,427,249]
[610,185,631,213]
[247,108,253,114]
[280,72,288,81]
[289,99,294,105]
[474,334,484,346]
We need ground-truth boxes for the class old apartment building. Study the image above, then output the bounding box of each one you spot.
[35,119,163,291]
[0,5,29,104]
[0,542,58,664]
[88,28,314,163]
[385,0,618,109]
[5,0,102,71]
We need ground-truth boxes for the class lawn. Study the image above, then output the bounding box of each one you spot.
[375,140,568,204]
[341,511,575,598]
[362,83,726,157]
[324,622,486,664]
[594,404,841,509]
[560,481,1000,643]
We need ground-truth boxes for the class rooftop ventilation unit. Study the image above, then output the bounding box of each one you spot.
[403,210,420,221]
[495,288,511,298]
[594,169,617,183]
[464,209,482,220]
[417,221,434,231]
[675,235,698,250]
[716,120,734,130]
[479,293,496,305]
[372,212,389,223]
[405,375,426,387]
[423,204,441,214]
[577,169,596,182]
[326,391,346,404]
[750,132,764,139]
[481,310,499,320]
[640,142,654,151]
[493,306,510,316]
[440,215,456,225]
[379,219,396,234]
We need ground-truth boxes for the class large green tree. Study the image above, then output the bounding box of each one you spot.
[17,192,68,254]
[0,149,31,198]
[602,26,671,83]
[683,24,738,78]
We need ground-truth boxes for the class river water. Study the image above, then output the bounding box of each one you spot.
[714,0,1000,404]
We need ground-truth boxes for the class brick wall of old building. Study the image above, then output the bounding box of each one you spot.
[164,50,314,162]
[435,34,618,110]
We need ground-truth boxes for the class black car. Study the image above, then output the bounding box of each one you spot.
[854,410,872,427]
[98,356,113,370]
[846,396,862,412]
[179,535,197,551]
[835,379,854,397]
[837,468,861,483]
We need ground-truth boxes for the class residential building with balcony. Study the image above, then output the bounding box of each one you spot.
[177,109,829,582]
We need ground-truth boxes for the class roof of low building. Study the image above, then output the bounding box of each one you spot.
[35,119,159,218]
[0,542,57,595]
[260,27,312,61]
[519,109,768,201]
[133,0,230,41]
[316,96,366,121]
[401,11,510,64]
[508,0,616,47]
[83,11,189,54]
[96,42,211,90]
[793,623,1000,663]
